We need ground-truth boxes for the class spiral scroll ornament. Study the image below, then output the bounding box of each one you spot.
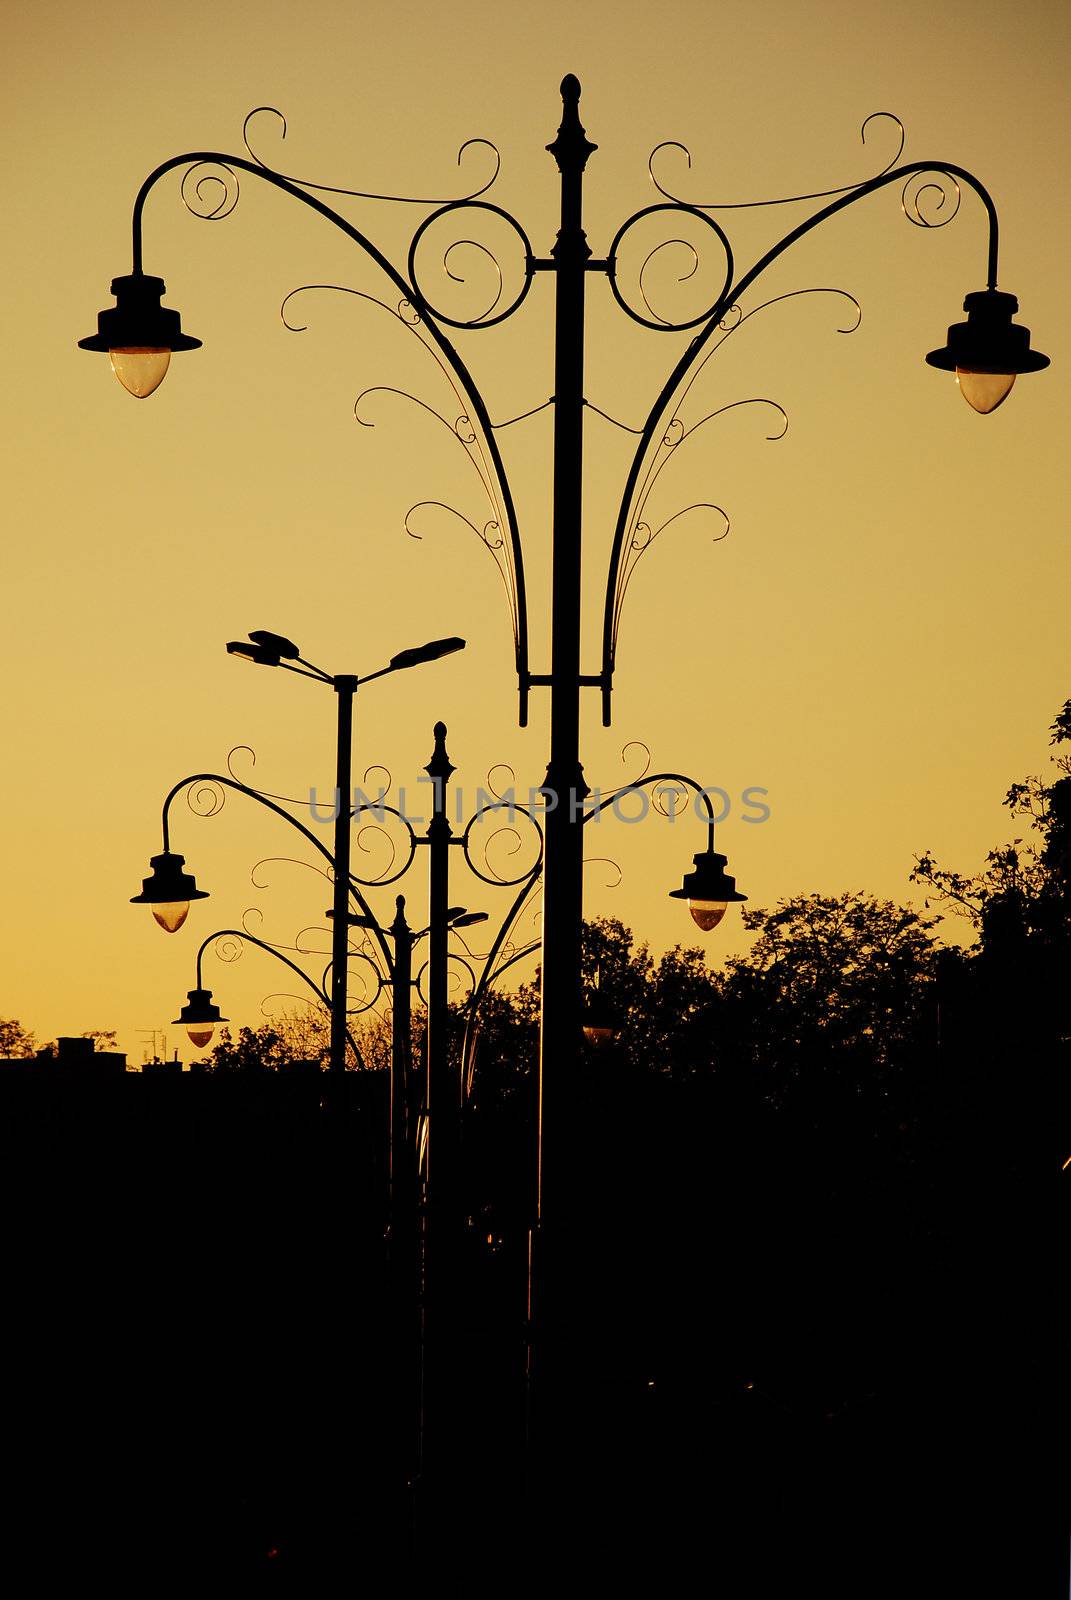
[606,203,733,332]
[406,202,535,330]
[185,777,227,819]
[180,161,240,221]
[901,169,962,230]
[461,795,545,889]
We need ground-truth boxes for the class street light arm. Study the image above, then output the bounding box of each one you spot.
[600,158,1001,721]
[584,771,718,851]
[726,158,999,306]
[193,928,367,1068]
[159,771,395,977]
[128,151,530,713]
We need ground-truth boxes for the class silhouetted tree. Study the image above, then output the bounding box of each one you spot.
[910,697,1070,1172]
[911,696,1071,950]
[0,1018,37,1057]
[718,890,940,1124]
[80,1028,119,1050]
[206,1024,290,1073]
[201,1006,405,1072]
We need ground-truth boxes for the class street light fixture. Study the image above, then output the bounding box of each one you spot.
[77,273,201,397]
[669,847,748,933]
[925,288,1050,413]
[129,849,209,933]
[222,629,464,1075]
[173,986,227,1049]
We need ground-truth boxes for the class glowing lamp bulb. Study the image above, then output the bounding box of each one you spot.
[583,1024,614,1045]
[151,901,190,934]
[186,1024,215,1049]
[955,368,1015,414]
[689,899,728,932]
[109,347,171,398]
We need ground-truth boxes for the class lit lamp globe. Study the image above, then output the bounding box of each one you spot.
[926,289,1049,415]
[174,988,227,1050]
[670,849,747,933]
[130,851,209,934]
[110,349,172,399]
[78,273,201,398]
[582,990,615,1046]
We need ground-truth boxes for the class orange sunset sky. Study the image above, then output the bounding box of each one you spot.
[4,0,1068,1062]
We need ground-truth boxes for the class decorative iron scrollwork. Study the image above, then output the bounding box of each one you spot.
[242,106,503,206]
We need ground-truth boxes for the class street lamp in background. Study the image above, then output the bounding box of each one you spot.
[222,629,464,1076]
[131,629,465,1075]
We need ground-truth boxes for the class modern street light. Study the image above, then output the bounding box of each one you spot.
[86,74,1049,1508]
[222,629,464,1076]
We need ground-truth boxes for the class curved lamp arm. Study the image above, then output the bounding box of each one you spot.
[601,159,1001,715]
[583,770,718,850]
[161,771,394,978]
[129,153,529,716]
[194,927,366,1069]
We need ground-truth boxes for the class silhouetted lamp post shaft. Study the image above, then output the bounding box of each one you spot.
[330,673,357,1077]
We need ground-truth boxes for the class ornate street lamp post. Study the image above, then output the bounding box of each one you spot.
[84,73,1049,1503]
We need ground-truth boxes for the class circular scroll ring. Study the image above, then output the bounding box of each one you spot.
[406,200,537,329]
[606,202,735,333]
[460,799,545,888]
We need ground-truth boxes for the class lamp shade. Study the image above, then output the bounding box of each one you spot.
[669,849,747,933]
[389,637,466,671]
[130,851,208,934]
[248,630,301,660]
[78,273,201,397]
[173,987,227,1049]
[226,640,281,667]
[925,289,1049,413]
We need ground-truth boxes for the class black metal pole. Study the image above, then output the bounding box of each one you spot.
[330,675,357,1076]
[425,721,456,1186]
[417,721,457,1540]
[530,68,596,1414]
[390,893,414,1214]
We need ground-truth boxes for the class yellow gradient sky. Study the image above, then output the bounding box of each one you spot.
[4,0,1068,1063]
